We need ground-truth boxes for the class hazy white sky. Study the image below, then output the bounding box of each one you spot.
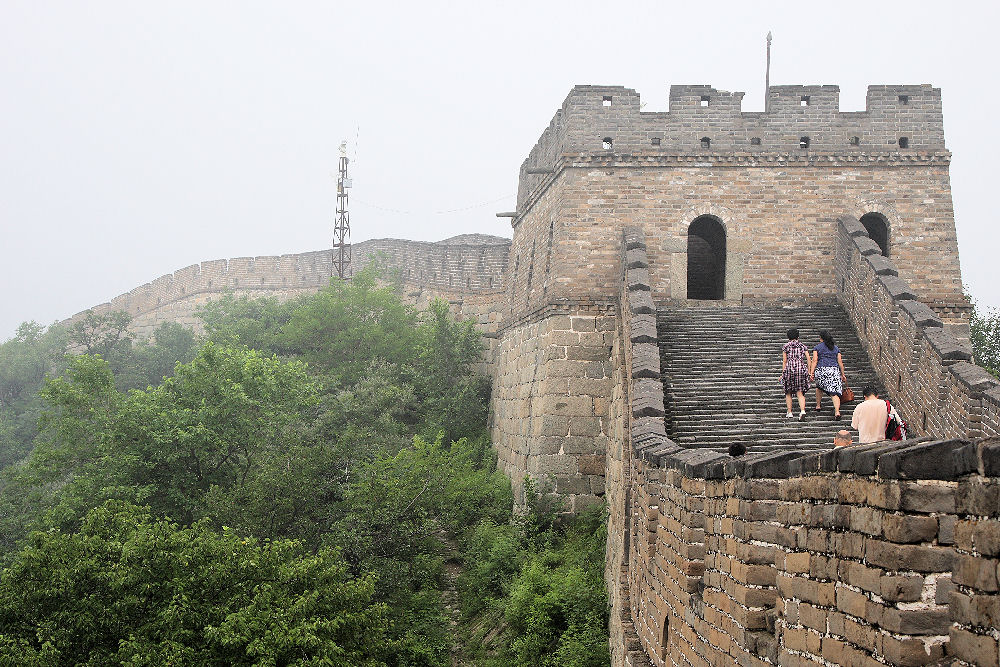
[2,0,997,340]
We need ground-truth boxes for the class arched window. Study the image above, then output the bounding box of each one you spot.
[687,216,727,300]
[860,213,889,257]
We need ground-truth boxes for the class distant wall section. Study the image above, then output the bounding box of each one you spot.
[62,235,511,340]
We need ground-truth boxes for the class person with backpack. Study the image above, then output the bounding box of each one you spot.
[850,385,906,443]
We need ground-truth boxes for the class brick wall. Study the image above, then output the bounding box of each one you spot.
[509,83,963,324]
[615,431,1000,667]
[508,160,963,322]
[488,304,617,511]
[834,215,999,440]
[61,236,510,340]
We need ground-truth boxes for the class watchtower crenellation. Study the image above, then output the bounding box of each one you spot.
[517,83,945,210]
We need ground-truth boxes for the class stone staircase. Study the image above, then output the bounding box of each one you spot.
[657,303,889,453]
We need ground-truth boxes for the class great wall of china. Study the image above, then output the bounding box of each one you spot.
[64,83,1000,666]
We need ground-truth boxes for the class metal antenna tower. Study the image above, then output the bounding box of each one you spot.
[333,141,352,279]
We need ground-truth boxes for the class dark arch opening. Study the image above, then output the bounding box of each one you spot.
[860,213,889,256]
[687,216,726,300]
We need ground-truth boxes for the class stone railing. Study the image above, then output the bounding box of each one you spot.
[617,436,1000,667]
[835,215,999,440]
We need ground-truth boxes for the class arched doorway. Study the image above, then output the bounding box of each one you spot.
[860,213,889,257]
[687,216,726,300]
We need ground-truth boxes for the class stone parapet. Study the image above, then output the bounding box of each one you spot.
[616,434,1000,667]
[834,216,996,440]
[61,236,511,340]
[517,83,946,211]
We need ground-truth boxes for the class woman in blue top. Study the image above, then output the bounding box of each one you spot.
[808,330,847,419]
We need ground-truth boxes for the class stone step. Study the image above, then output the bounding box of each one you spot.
[656,304,891,451]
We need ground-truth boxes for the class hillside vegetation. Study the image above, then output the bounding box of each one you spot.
[0,266,609,666]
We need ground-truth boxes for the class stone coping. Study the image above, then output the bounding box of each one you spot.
[631,433,1000,482]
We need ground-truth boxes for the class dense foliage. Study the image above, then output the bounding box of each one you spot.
[0,270,610,666]
[971,297,1000,377]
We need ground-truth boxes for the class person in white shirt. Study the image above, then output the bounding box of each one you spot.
[851,386,887,444]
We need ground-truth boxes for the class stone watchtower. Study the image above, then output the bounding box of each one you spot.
[489,83,968,509]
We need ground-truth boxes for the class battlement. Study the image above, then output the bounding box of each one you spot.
[517,83,945,210]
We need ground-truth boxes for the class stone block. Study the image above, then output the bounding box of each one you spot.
[924,327,972,361]
[879,274,917,301]
[950,627,999,667]
[629,290,655,315]
[623,227,645,252]
[624,248,647,269]
[569,416,602,437]
[950,361,1000,393]
[567,345,610,362]
[882,513,938,543]
[953,553,999,591]
[741,451,806,479]
[631,343,661,379]
[838,215,868,238]
[865,253,898,276]
[632,378,665,418]
[956,479,1000,516]
[981,439,1000,477]
[854,235,882,256]
[626,268,651,291]
[863,539,953,572]
[876,438,976,480]
[899,299,943,328]
[629,314,658,343]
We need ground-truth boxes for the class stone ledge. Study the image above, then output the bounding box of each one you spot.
[876,439,976,480]
[949,362,1000,394]
[854,235,883,256]
[630,343,661,379]
[627,268,651,291]
[631,378,665,418]
[880,275,917,301]
[838,215,869,238]
[866,254,898,277]
[924,327,973,362]
[640,436,1000,483]
[629,314,658,344]
[900,299,943,328]
[629,291,656,315]
[625,248,648,269]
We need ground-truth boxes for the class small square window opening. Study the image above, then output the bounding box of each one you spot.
[602,96,612,107]
[602,137,613,150]
[700,95,709,107]
[651,137,661,146]
[700,137,711,149]
[750,137,761,146]
[899,136,909,149]
[849,136,860,146]
[799,136,810,149]
[898,95,909,105]
[800,96,810,106]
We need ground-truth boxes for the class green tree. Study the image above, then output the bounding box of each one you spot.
[971,298,1000,377]
[105,343,319,524]
[131,320,199,387]
[0,501,387,666]
[0,321,68,468]
[415,299,489,443]
[198,292,298,354]
[279,266,419,384]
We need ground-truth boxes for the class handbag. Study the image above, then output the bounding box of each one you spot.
[842,387,855,403]
[885,400,907,441]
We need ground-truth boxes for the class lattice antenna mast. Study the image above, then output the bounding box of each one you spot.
[333,141,352,279]
[765,31,773,112]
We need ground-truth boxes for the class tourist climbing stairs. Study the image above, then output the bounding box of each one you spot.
[657,303,889,453]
